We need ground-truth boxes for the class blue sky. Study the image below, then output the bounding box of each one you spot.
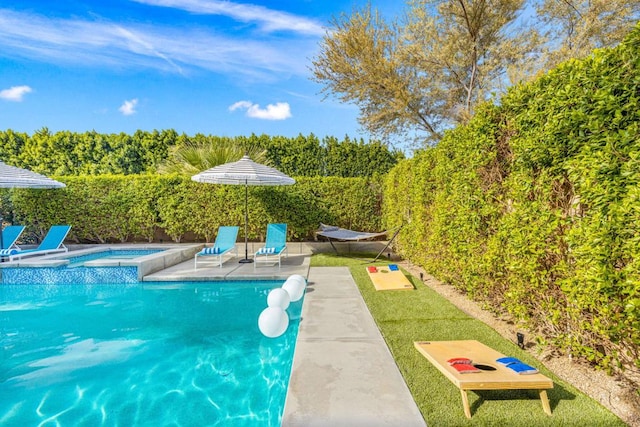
[0,0,399,140]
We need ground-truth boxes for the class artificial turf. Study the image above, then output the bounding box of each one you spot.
[310,253,625,426]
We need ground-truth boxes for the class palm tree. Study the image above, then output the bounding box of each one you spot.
[158,138,269,174]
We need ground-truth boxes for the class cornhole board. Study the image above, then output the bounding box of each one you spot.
[366,265,414,291]
[414,340,553,418]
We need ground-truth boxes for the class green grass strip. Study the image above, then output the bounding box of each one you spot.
[310,253,625,426]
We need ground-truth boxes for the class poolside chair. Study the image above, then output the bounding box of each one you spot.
[4,225,71,262]
[1,225,25,250]
[0,225,26,259]
[194,226,239,269]
[254,223,288,269]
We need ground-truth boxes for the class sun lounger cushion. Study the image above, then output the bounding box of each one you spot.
[0,248,20,256]
[257,247,276,255]
[201,247,222,255]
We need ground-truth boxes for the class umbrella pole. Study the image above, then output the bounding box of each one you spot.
[239,182,253,263]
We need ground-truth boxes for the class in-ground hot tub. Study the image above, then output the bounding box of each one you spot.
[0,245,202,284]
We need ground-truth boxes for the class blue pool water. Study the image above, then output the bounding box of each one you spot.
[65,249,164,267]
[0,280,301,426]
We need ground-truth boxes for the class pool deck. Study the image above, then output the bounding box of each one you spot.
[282,266,426,427]
[145,252,426,426]
[143,251,312,281]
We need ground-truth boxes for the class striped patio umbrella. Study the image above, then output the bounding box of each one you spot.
[192,155,295,263]
[0,161,66,189]
[0,160,66,252]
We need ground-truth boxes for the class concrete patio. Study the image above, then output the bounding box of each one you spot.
[143,252,311,281]
[282,266,426,426]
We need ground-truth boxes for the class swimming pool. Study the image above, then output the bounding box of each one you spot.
[0,279,301,426]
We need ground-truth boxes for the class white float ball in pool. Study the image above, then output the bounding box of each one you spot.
[287,275,306,285]
[267,288,290,310]
[258,307,289,338]
[282,277,306,302]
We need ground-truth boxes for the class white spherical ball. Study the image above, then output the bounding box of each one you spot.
[282,278,306,302]
[267,288,291,310]
[258,307,289,338]
[287,275,306,286]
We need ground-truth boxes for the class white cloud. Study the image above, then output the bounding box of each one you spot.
[119,98,138,115]
[247,102,291,120]
[114,25,183,75]
[0,9,313,78]
[131,0,325,36]
[229,100,291,120]
[229,100,253,111]
[0,85,32,101]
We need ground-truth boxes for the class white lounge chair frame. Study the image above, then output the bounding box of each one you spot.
[194,226,239,269]
[254,223,288,269]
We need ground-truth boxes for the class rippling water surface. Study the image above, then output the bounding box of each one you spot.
[0,281,301,426]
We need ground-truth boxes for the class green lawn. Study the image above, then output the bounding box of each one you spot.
[310,253,625,426]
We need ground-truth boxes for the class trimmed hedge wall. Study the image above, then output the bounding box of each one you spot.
[383,25,640,373]
[3,175,383,245]
[0,130,403,178]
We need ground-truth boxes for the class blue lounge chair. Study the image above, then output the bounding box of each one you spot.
[0,225,26,259]
[4,225,71,262]
[1,225,25,250]
[254,223,287,269]
[194,226,239,269]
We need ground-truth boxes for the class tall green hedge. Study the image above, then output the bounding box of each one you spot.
[3,175,383,244]
[0,130,403,178]
[383,24,640,373]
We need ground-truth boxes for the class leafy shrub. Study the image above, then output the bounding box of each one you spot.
[5,175,384,244]
[383,24,640,373]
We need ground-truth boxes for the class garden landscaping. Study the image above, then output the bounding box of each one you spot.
[311,253,636,426]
